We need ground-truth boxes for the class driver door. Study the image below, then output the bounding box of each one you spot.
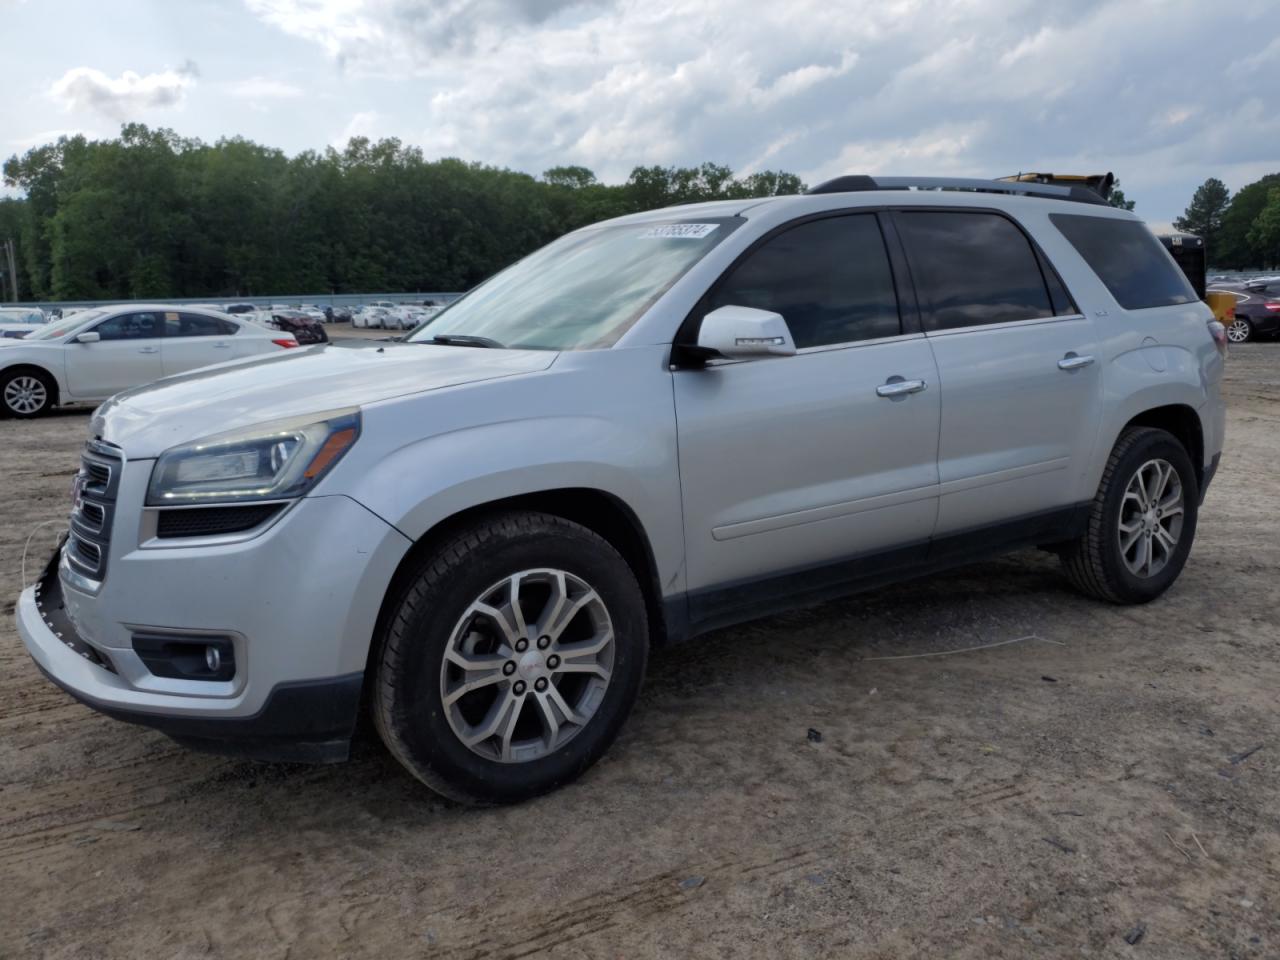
[63,311,165,399]
[673,212,941,630]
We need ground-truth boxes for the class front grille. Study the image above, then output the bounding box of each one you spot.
[156,504,282,539]
[68,441,122,582]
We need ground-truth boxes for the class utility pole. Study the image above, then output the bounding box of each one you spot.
[2,239,17,303]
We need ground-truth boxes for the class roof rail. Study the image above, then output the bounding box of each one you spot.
[805,174,1110,206]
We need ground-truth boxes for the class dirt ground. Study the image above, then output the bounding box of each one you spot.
[2,339,1277,959]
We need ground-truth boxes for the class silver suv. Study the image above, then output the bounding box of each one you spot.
[16,176,1227,803]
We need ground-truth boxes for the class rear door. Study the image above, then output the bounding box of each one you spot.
[161,312,238,374]
[893,209,1102,542]
[63,311,165,398]
[673,212,941,625]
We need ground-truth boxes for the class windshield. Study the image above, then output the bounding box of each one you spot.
[407,219,738,350]
[24,309,110,341]
[0,309,45,325]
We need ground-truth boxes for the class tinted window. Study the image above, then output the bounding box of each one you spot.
[1038,250,1079,316]
[896,212,1054,330]
[167,312,235,337]
[708,214,900,348]
[95,312,162,340]
[1051,214,1196,310]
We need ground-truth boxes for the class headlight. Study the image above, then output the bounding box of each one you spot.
[147,409,360,505]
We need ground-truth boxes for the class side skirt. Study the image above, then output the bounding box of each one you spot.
[667,503,1090,642]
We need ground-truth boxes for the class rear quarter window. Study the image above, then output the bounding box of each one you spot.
[1050,214,1197,310]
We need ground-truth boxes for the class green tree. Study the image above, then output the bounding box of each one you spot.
[1218,173,1280,269]
[1173,177,1230,256]
[1107,178,1135,210]
[3,125,807,301]
[1246,187,1280,270]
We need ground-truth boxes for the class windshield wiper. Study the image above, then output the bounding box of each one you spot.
[430,334,504,349]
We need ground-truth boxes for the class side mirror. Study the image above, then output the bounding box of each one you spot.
[74,331,101,344]
[696,305,796,359]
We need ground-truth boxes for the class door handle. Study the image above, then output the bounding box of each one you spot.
[212,342,231,349]
[1058,353,1095,371]
[137,346,159,354]
[876,377,927,398]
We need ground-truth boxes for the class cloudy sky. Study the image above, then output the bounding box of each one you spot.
[3,0,1278,226]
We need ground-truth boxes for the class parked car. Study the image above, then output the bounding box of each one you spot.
[356,306,393,329]
[16,177,1225,804]
[0,306,48,339]
[330,305,354,323]
[0,304,299,417]
[269,309,329,345]
[222,303,258,315]
[298,304,328,325]
[1206,280,1280,342]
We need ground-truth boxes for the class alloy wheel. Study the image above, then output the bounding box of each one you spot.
[440,568,615,763]
[4,376,47,415]
[1226,318,1251,343]
[1117,458,1184,578]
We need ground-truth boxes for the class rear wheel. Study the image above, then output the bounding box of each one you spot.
[373,511,649,804]
[1226,317,1253,343]
[1,369,54,418]
[1061,427,1198,604]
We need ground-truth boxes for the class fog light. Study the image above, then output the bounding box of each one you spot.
[205,645,222,673]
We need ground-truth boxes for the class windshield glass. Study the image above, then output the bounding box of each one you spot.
[24,309,110,341]
[407,219,737,350]
[0,309,45,325]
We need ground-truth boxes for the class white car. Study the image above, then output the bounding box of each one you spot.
[0,304,299,418]
[0,306,48,340]
[298,304,328,324]
[362,306,395,329]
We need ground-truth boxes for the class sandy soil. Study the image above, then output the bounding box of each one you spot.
[1,343,1277,959]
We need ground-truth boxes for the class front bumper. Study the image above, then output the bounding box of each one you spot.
[16,491,411,762]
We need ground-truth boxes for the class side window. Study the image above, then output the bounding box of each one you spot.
[1050,214,1196,310]
[896,212,1055,331]
[707,214,901,349]
[94,312,162,341]
[1037,250,1079,316]
[165,312,232,337]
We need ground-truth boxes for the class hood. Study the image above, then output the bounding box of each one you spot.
[93,340,557,458]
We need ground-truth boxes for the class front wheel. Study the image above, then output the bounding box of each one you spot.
[1226,317,1253,343]
[373,511,649,804]
[1,369,54,418]
[1061,427,1199,604]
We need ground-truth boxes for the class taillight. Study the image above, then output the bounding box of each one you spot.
[1207,320,1228,357]
[272,338,300,349]
[1265,301,1280,312]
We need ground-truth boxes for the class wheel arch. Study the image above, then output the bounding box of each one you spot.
[363,487,672,691]
[1120,403,1205,491]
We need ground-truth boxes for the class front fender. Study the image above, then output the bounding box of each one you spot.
[333,347,686,597]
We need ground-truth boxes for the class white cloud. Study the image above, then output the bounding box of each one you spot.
[226,77,304,99]
[333,110,384,146]
[222,0,1280,219]
[7,128,96,150]
[50,62,198,120]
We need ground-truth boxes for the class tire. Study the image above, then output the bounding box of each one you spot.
[1226,317,1253,343]
[373,511,649,804]
[1,368,55,418]
[1060,427,1199,604]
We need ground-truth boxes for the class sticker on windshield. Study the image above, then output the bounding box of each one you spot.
[638,223,719,240]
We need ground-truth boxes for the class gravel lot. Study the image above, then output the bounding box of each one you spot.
[2,340,1277,959]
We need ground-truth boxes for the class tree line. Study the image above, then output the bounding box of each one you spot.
[2,124,1277,303]
[1174,175,1280,270]
[0,124,803,302]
